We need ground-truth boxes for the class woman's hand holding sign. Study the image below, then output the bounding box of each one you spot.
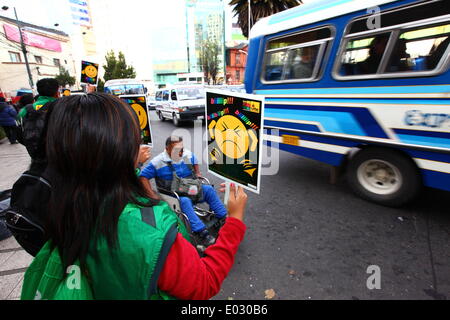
[220,183,247,222]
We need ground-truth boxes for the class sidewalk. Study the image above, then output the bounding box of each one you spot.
[0,138,33,300]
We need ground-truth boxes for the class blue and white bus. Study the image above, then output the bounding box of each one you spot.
[246,0,450,206]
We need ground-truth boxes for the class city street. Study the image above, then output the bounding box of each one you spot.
[144,112,450,300]
[0,111,449,300]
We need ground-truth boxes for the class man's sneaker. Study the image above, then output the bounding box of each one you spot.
[197,229,216,246]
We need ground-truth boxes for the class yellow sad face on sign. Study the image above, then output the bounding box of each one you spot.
[84,65,98,78]
[211,115,259,159]
[131,103,148,129]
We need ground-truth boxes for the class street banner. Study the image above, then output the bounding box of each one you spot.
[206,89,264,194]
[80,61,99,85]
[120,95,153,146]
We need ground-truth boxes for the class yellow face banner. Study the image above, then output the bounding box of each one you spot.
[81,61,99,85]
[120,95,153,146]
[206,90,265,194]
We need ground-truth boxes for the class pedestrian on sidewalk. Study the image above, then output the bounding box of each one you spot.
[0,97,19,144]
[21,93,248,300]
[15,93,35,114]
[17,78,60,173]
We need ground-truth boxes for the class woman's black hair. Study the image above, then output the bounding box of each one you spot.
[45,93,156,269]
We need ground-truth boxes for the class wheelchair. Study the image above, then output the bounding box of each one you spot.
[157,177,225,254]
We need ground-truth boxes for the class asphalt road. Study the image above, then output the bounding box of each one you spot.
[148,110,450,300]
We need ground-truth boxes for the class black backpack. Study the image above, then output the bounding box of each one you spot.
[17,103,50,161]
[3,170,51,256]
[1,101,54,256]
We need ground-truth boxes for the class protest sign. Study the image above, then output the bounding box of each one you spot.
[120,95,153,146]
[80,61,99,85]
[206,89,264,194]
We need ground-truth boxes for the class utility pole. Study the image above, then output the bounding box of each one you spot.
[223,2,226,84]
[248,0,251,38]
[12,7,34,89]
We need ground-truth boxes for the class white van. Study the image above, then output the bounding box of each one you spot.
[155,85,206,126]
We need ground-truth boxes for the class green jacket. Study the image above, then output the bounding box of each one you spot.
[21,200,190,300]
[18,96,56,120]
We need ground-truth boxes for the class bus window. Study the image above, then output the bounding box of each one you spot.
[339,33,391,76]
[335,0,450,80]
[386,23,450,73]
[263,26,332,83]
[265,50,287,81]
[163,91,169,101]
[285,45,320,80]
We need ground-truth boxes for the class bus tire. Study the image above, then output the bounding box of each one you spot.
[346,148,421,207]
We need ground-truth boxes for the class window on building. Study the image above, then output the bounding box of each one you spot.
[263,27,332,82]
[236,70,241,82]
[53,58,61,67]
[236,53,241,65]
[9,52,21,63]
[34,56,43,64]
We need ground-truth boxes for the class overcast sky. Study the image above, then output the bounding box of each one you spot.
[1,0,316,79]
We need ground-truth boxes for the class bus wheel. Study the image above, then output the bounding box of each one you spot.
[158,111,165,121]
[346,148,421,207]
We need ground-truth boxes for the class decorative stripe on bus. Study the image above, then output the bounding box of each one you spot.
[255,84,450,96]
[265,99,450,107]
[264,134,351,154]
[265,104,389,138]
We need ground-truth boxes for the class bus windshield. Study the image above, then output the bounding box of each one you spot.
[105,83,145,96]
[176,87,205,100]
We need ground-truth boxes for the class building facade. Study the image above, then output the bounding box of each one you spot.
[153,0,228,87]
[0,15,77,96]
[226,43,247,85]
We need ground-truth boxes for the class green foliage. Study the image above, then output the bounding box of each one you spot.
[230,0,302,38]
[102,50,136,82]
[55,67,76,87]
[97,78,105,92]
[199,40,221,85]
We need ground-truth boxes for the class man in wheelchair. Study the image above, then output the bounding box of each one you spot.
[139,136,227,247]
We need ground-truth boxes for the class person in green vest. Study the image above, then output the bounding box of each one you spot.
[21,93,248,300]
[17,78,60,120]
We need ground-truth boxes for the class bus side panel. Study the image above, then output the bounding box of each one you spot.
[264,128,359,166]
[245,36,264,94]
[403,149,450,192]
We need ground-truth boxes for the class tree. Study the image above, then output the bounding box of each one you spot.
[199,40,221,85]
[97,78,105,92]
[55,67,76,87]
[230,0,302,38]
[102,50,137,83]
